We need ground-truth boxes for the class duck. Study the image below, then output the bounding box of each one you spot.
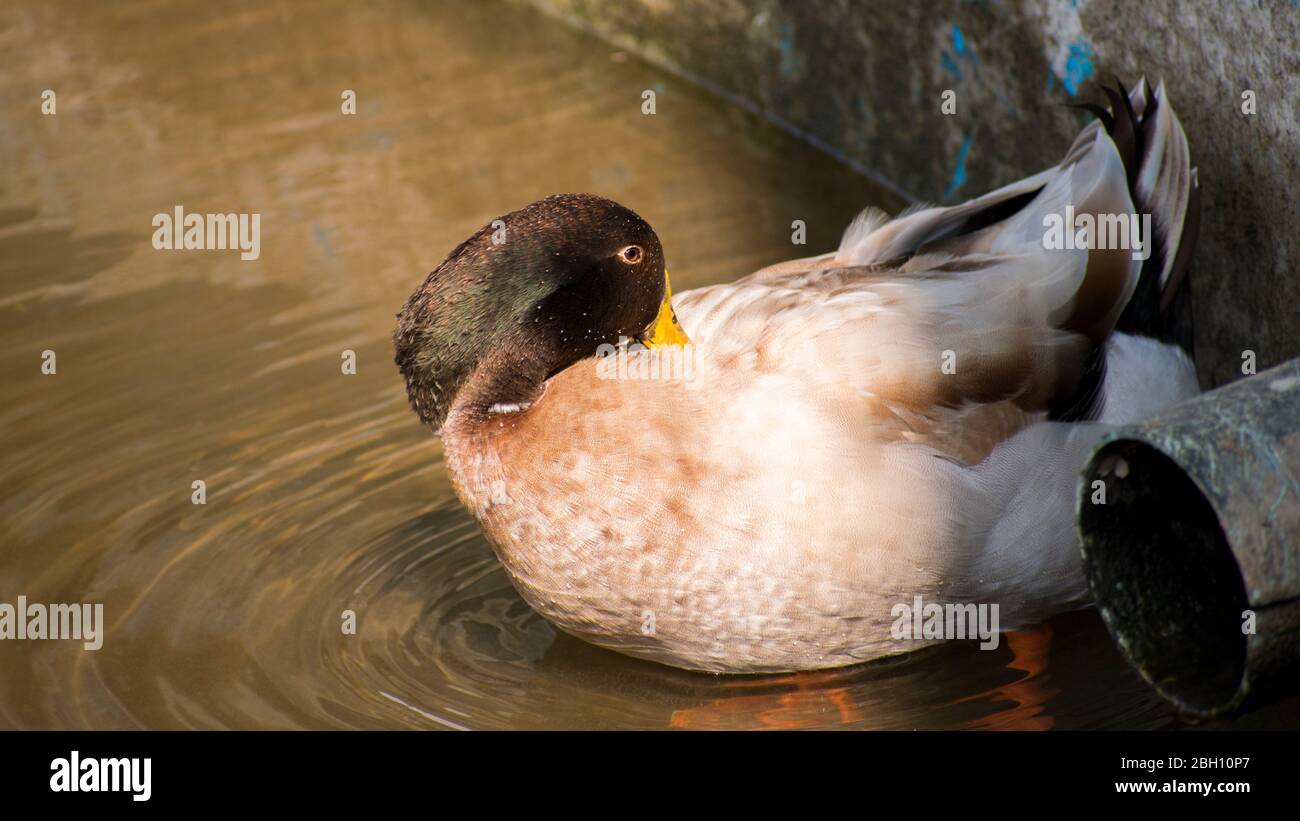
[393,78,1201,673]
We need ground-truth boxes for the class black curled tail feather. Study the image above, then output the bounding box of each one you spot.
[1098,77,1199,356]
[1049,78,1199,422]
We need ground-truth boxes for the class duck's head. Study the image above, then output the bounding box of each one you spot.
[394,193,688,433]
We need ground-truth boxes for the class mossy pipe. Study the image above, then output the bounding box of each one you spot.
[1078,358,1300,719]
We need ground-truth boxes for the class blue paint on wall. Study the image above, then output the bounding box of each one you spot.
[952,23,969,56]
[777,19,804,79]
[942,22,977,80]
[1059,39,1094,96]
[943,133,973,200]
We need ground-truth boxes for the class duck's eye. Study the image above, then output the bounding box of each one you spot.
[618,245,642,264]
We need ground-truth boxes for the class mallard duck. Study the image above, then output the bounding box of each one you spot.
[394,78,1200,673]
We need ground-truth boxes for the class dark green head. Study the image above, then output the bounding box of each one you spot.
[394,194,669,432]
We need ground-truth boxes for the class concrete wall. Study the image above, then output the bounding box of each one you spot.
[524,0,1299,388]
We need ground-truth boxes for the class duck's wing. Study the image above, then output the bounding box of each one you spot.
[679,133,1122,438]
[691,76,1196,428]
[678,246,1091,465]
[676,79,1199,460]
[833,77,1199,352]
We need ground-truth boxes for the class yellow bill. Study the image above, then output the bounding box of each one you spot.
[641,271,690,348]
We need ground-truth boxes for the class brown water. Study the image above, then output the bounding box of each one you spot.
[0,0,1289,730]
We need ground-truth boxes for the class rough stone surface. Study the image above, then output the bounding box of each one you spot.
[524,0,1300,388]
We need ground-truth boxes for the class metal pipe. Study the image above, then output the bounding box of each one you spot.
[1077,358,1300,719]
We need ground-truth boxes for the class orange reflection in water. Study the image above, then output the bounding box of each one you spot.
[667,625,1060,731]
[669,668,865,730]
[957,624,1059,731]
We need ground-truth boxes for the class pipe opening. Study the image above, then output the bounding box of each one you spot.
[1080,439,1249,715]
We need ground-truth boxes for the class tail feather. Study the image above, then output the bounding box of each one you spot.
[831,76,1200,419]
[1112,78,1199,354]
